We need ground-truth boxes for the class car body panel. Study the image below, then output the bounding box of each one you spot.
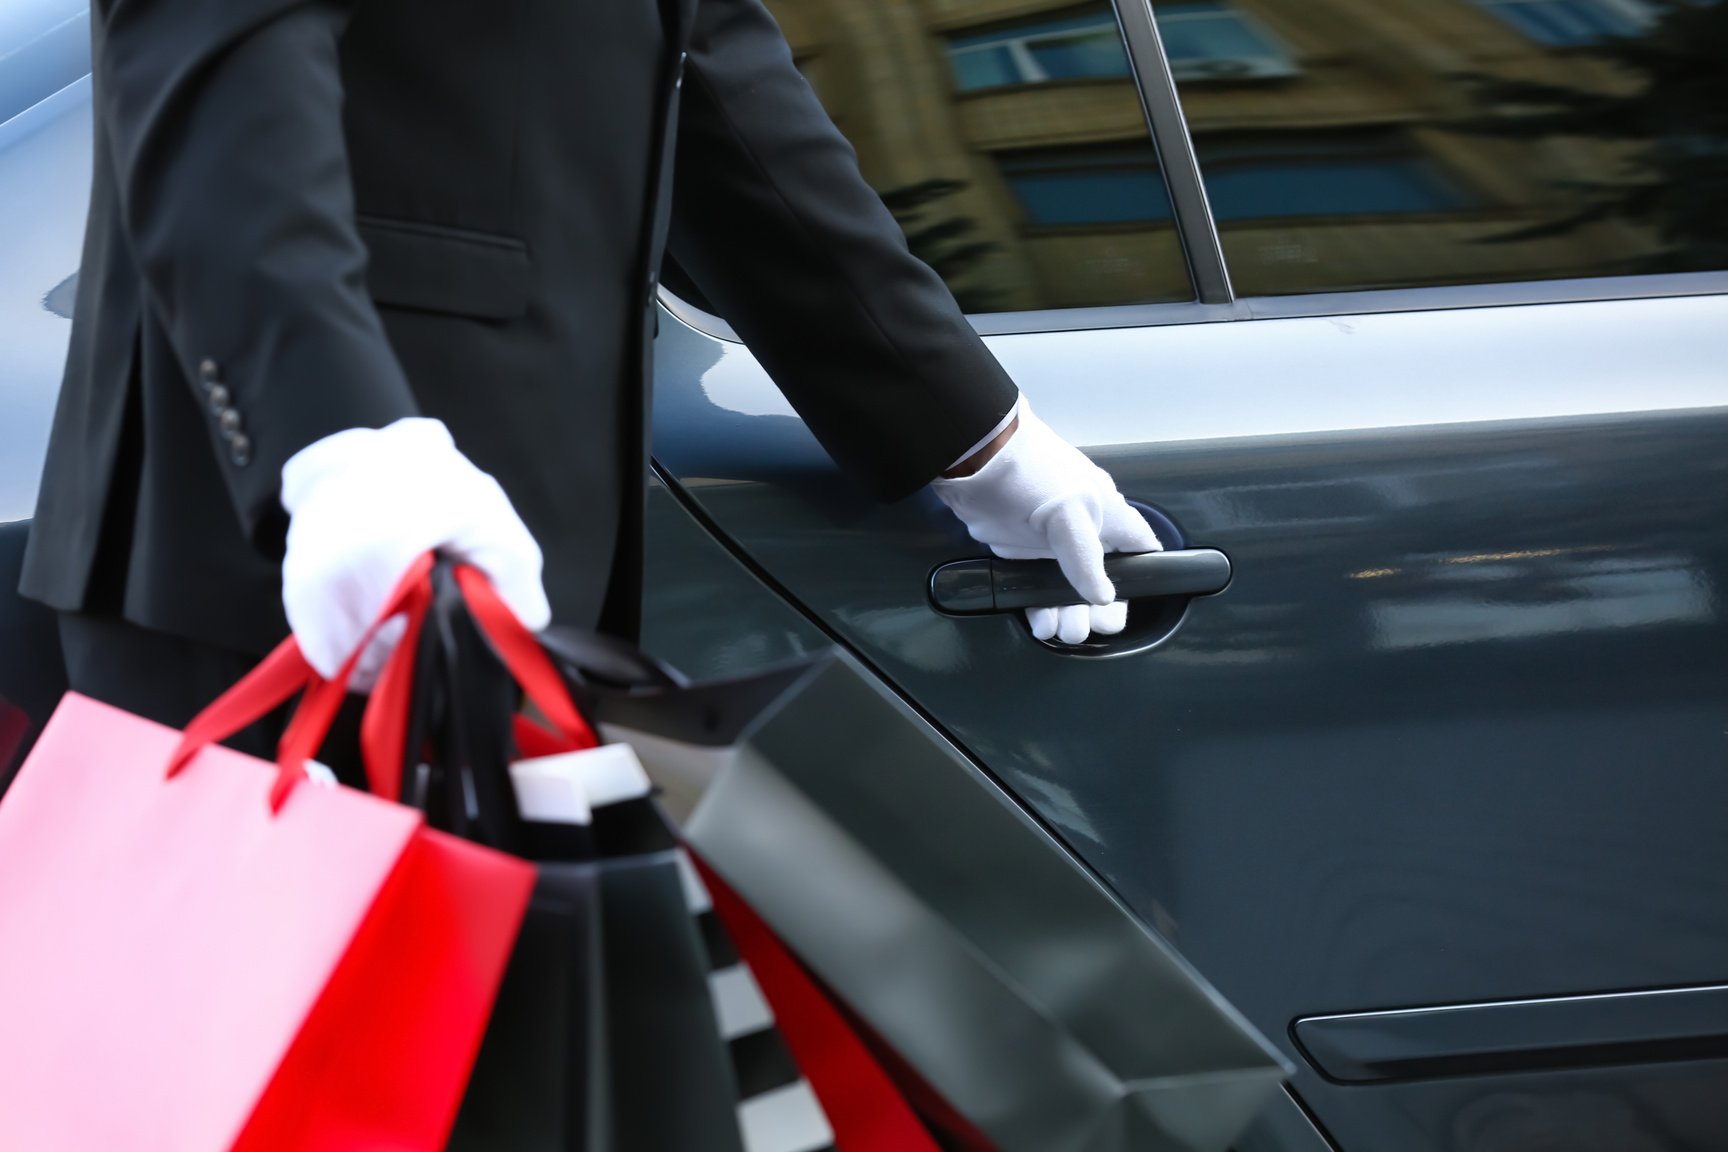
[0,70,88,523]
[649,291,1728,1149]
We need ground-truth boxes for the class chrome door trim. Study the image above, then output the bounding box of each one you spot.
[659,270,1728,342]
[1113,0,1234,304]
[1296,984,1728,1083]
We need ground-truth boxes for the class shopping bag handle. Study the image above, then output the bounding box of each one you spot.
[454,563,598,753]
[356,561,600,803]
[168,553,438,811]
[288,565,439,802]
[355,571,437,803]
[173,551,599,811]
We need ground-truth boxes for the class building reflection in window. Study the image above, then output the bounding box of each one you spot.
[758,0,1724,311]
[764,0,1192,310]
[999,149,1173,226]
[947,12,1133,90]
[1171,0,1726,295]
[1475,0,1656,45]
[1155,1,1297,81]
[997,132,1472,228]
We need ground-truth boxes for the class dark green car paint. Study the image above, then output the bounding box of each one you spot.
[647,301,1728,1152]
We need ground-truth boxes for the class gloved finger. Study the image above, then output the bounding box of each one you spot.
[284,539,421,680]
[1039,499,1114,606]
[990,543,1057,561]
[1026,606,1059,640]
[348,614,409,694]
[473,556,553,633]
[1100,495,1163,554]
[1090,601,1129,635]
[1056,604,1091,645]
[445,479,554,631]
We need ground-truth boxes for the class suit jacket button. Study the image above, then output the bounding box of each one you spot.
[198,358,221,384]
[228,434,252,466]
[206,384,231,412]
[218,409,243,434]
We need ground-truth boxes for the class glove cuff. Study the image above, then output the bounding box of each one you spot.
[929,400,1076,509]
[944,393,1024,474]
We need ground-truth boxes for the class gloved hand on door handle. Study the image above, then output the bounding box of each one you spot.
[931,398,1161,645]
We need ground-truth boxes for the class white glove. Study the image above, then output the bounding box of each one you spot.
[281,417,551,686]
[930,399,1161,645]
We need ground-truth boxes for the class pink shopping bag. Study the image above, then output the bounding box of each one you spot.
[0,554,534,1151]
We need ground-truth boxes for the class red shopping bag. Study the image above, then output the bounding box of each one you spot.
[0,696,26,788]
[691,856,945,1152]
[0,555,535,1152]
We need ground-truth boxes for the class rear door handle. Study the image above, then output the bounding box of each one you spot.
[928,548,1232,616]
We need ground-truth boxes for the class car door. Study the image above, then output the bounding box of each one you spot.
[644,1,1728,1150]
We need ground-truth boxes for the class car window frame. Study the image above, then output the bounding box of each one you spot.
[663,0,1728,341]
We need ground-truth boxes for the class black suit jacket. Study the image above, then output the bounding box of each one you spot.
[21,0,1017,653]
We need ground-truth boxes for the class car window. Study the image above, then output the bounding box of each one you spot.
[760,0,1194,310]
[1163,0,1728,296]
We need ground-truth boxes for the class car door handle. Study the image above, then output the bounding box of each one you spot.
[928,548,1232,615]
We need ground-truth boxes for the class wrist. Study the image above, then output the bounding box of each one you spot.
[942,415,1019,479]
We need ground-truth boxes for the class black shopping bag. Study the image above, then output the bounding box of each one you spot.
[544,642,1292,1152]
[450,860,609,1152]
[417,565,828,1152]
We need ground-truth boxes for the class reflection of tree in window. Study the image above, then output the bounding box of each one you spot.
[1476,0,1657,45]
[1457,0,1728,273]
[878,179,1002,312]
[999,135,1470,228]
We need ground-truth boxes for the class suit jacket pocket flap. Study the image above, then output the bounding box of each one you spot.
[359,217,531,321]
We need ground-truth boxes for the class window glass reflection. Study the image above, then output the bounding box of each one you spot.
[762,0,1193,310]
[1168,0,1728,295]
[1000,149,1173,226]
[1476,0,1656,45]
[949,14,1132,90]
[1157,1,1296,80]
[1201,134,1474,220]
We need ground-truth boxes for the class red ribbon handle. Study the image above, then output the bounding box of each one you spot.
[353,561,599,802]
[170,553,597,813]
[353,574,436,802]
[454,564,598,753]
[168,552,438,811]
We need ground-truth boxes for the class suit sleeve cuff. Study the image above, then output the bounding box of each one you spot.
[945,393,1022,474]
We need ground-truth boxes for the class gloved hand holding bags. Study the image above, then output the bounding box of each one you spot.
[280,418,551,688]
